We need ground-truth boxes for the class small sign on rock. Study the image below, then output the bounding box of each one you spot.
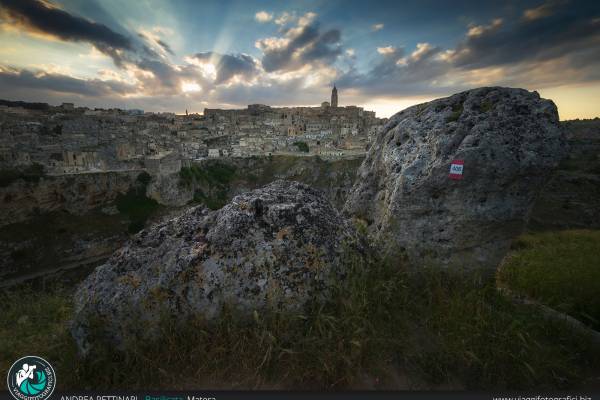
[449,160,464,180]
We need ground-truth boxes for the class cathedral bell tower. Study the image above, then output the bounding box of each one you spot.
[331,84,338,108]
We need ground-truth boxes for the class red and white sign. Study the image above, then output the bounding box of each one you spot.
[448,159,464,180]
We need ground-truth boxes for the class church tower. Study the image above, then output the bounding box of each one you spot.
[331,84,338,108]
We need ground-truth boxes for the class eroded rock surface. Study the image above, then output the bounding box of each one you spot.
[344,87,567,272]
[72,180,365,352]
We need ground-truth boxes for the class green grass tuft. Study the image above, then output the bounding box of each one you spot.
[498,230,600,330]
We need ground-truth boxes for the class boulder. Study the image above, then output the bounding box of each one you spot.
[344,87,567,273]
[72,180,365,353]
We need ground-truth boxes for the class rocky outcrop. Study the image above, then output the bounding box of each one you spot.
[0,171,141,227]
[344,87,567,272]
[146,172,193,206]
[72,180,366,353]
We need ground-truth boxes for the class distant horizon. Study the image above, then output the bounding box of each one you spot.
[2,87,597,121]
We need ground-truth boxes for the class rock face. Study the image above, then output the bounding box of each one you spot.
[344,87,567,272]
[0,171,141,227]
[72,180,365,352]
[146,171,193,206]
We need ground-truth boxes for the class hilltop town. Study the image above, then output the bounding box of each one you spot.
[0,86,386,177]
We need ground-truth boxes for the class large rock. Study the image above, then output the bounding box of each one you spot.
[72,180,365,353]
[344,87,567,272]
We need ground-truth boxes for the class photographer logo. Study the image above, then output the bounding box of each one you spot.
[7,356,56,400]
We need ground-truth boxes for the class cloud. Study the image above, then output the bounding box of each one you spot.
[376,46,396,55]
[0,0,132,53]
[523,0,563,21]
[156,39,174,56]
[0,66,134,96]
[372,23,384,31]
[192,52,260,84]
[449,3,600,70]
[339,41,451,96]
[2,0,599,116]
[466,18,502,37]
[255,11,273,23]
[339,1,600,99]
[274,12,294,26]
[0,0,186,91]
[256,13,342,72]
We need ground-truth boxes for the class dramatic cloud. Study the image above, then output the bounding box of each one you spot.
[340,41,449,96]
[0,0,132,52]
[256,13,342,72]
[0,0,186,92]
[339,0,600,98]
[0,66,133,96]
[192,52,260,84]
[1,0,599,118]
[449,3,600,70]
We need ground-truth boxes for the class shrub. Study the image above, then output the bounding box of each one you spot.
[115,188,160,234]
[293,141,310,153]
[446,103,464,123]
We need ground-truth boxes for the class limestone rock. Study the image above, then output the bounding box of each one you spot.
[72,180,365,353]
[0,170,141,227]
[146,172,193,207]
[344,87,567,272]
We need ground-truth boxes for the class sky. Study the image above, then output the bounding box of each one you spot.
[0,0,599,119]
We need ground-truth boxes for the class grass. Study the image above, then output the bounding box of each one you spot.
[1,258,598,390]
[498,230,600,330]
[0,285,78,383]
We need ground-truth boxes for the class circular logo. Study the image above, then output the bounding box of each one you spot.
[6,356,56,400]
